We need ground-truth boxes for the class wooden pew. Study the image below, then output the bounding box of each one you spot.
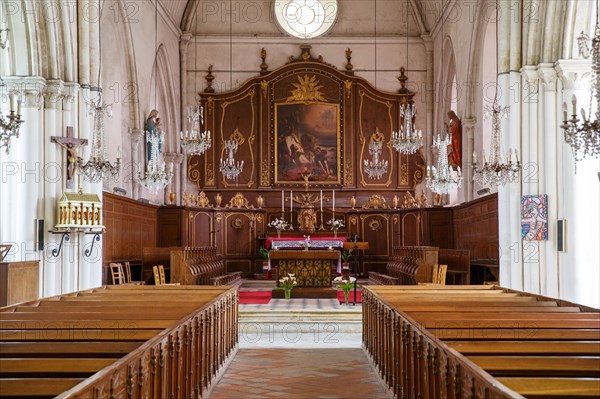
[363,285,600,399]
[0,285,239,398]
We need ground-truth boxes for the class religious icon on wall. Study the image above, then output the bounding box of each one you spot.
[521,194,548,240]
[445,111,462,168]
[275,103,340,184]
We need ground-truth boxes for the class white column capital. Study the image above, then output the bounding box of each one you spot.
[1,76,47,109]
[44,80,66,110]
[164,152,185,164]
[420,34,433,52]
[538,64,558,92]
[130,128,144,145]
[180,31,193,52]
[520,65,539,83]
[61,82,80,111]
[555,59,593,90]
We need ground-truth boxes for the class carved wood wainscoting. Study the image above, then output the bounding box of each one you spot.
[103,192,158,284]
[0,285,238,399]
[363,286,600,399]
[452,193,498,260]
[0,261,39,306]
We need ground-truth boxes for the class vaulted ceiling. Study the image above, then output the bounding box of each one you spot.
[161,0,445,37]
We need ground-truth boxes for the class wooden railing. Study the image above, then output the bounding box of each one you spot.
[363,286,600,399]
[171,247,243,286]
[0,285,238,398]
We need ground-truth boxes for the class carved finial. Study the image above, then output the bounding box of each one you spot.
[345,48,354,75]
[204,64,215,93]
[397,66,412,103]
[260,48,269,75]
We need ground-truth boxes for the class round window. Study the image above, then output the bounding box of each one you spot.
[274,0,338,39]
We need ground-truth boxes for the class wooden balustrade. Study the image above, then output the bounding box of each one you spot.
[363,286,600,399]
[0,285,238,398]
[170,247,243,286]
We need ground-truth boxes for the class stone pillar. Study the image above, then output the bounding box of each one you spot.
[462,118,476,201]
[555,59,599,307]
[180,32,193,201]
[421,34,434,204]
[538,64,558,298]
[130,128,144,200]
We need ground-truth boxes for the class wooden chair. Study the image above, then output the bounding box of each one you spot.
[153,265,161,285]
[123,262,145,285]
[110,263,125,285]
[437,264,447,285]
[432,264,439,283]
[153,265,179,286]
[0,244,12,261]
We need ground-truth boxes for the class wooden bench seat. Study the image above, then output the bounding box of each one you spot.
[0,378,85,398]
[468,355,600,377]
[363,285,600,399]
[0,285,239,398]
[497,377,600,398]
[446,341,600,355]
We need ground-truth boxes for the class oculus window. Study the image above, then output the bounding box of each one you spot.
[274,0,338,39]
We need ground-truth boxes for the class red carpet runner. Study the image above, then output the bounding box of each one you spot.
[238,291,272,304]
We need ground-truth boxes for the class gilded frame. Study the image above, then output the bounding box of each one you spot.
[274,102,341,185]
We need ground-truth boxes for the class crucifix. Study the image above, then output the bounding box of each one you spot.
[51,127,88,189]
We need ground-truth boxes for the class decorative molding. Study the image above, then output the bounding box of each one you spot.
[362,194,389,209]
[224,193,254,209]
[344,159,353,185]
[554,59,593,90]
[286,75,327,102]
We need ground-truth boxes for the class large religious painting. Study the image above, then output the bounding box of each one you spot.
[521,194,548,240]
[275,102,340,184]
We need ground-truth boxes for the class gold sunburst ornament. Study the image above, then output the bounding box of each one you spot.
[287,75,327,102]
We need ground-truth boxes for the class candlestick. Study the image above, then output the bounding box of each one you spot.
[281,190,284,216]
[320,190,323,212]
[289,190,293,229]
[472,151,477,164]
[332,190,335,212]
[571,95,577,115]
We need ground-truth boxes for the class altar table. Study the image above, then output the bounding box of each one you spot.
[268,250,340,287]
[266,236,346,249]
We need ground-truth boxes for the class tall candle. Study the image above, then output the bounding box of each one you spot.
[332,190,335,212]
[290,190,293,212]
[281,190,284,214]
[320,190,323,212]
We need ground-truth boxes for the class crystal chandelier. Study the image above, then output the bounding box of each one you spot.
[77,98,121,182]
[220,139,243,180]
[363,140,389,180]
[180,104,211,155]
[561,22,600,162]
[473,104,520,186]
[425,134,463,194]
[392,103,423,154]
[0,85,24,155]
[138,129,173,193]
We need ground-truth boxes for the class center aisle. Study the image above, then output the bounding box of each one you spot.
[207,348,390,399]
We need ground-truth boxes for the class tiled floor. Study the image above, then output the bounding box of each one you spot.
[208,349,390,399]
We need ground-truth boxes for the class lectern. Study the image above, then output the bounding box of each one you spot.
[343,241,369,305]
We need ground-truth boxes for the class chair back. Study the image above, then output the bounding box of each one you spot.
[432,264,439,283]
[437,264,447,286]
[110,263,125,285]
[158,265,166,284]
[123,262,133,283]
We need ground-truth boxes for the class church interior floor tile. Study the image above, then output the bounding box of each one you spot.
[208,348,390,399]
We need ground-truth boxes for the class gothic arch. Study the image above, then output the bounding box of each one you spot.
[152,43,179,153]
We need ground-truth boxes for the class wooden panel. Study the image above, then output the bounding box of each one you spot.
[453,194,499,260]
[0,261,39,306]
[102,192,158,262]
[424,208,453,248]
[401,212,421,246]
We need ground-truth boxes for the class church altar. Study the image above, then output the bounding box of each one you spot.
[265,236,347,249]
[268,250,340,287]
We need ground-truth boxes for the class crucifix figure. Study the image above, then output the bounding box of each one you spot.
[51,127,88,189]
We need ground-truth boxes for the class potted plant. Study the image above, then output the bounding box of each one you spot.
[259,246,269,270]
[341,249,353,269]
[334,276,359,305]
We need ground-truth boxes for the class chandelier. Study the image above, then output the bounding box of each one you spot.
[77,99,121,182]
[220,139,243,180]
[473,104,520,186]
[561,22,600,162]
[392,104,423,154]
[0,86,24,155]
[180,104,211,155]
[363,140,389,180]
[138,129,173,193]
[425,134,462,194]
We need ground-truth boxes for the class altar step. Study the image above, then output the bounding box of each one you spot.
[238,299,362,348]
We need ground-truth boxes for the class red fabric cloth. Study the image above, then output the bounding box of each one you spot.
[239,291,272,304]
[266,236,347,249]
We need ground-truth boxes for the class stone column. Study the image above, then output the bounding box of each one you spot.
[462,118,476,201]
[130,128,144,200]
[421,34,434,204]
[538,64,559,298]
[180,32,193,200]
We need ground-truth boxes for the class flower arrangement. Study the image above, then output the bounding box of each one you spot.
[302,235,311,250]
[334,276,359,304]
[277,273,297,299]
[327,217,345,230]
[269,217,289,231]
